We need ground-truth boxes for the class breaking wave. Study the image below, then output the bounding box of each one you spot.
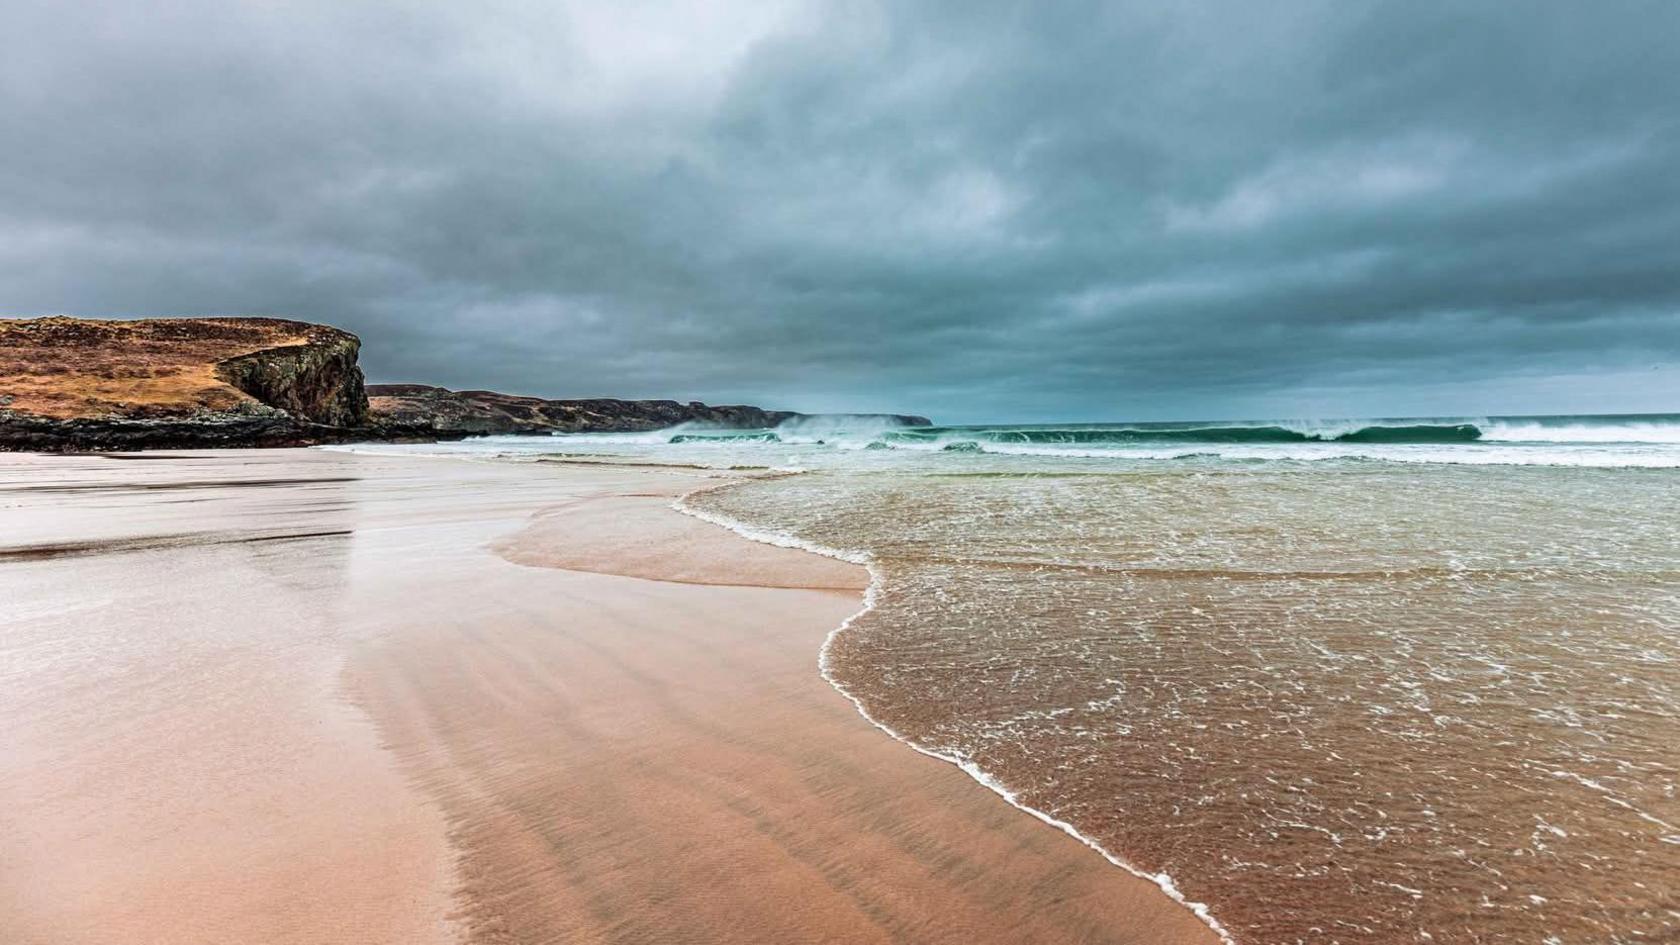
[519,414,1680,468]
[325,414,1680,468]
[547,415,1680,456]
[884,421,1485,446]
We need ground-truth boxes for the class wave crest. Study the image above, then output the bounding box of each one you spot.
[885,422,1484,447]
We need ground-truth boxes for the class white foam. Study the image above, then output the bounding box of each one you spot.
[672,479,1237,945]
[556,422,735,445]
[1480,420,1680,444]
[971,441,1680,467]
[771,414,921,446]
[329,418,1680,469]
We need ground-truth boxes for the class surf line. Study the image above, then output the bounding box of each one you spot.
[671,476,1237,945]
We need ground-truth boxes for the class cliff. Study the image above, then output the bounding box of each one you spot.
[0,317,375,449]
[367,384,930,435]
[0,316,930,450]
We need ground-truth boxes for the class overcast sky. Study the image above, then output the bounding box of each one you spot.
[3,1,1677,421]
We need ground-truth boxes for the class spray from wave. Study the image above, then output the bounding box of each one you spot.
[326,414,1680,469]
[1479,418,1680,443]
[647,414,1680,466]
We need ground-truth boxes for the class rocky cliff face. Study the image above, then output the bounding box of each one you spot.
[0,317,375,450]
[0,316,929,450]
[368,384,930,435]
[216,332,367,427]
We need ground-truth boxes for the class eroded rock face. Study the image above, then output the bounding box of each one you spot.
[0,317,373,449]
[216,332,367,426]
[0,315,930,450]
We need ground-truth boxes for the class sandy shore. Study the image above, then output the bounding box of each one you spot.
[0,448,1216,944]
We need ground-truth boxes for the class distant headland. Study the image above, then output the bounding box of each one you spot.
[0,316,929,450]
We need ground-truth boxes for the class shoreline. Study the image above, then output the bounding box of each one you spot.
[673,483,1234,945]
[3,449,1219,944]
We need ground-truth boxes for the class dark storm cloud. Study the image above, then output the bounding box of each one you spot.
[3,0,1678,420]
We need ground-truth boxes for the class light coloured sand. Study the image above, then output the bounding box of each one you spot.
[490,486,866,590]
[0,449,1216,945]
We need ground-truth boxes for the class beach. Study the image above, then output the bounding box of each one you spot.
[0,449,1215,945]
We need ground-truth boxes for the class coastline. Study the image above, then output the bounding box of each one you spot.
[674,486,1234,945]
[2,449,1216,944]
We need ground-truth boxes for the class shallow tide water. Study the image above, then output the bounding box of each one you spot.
[341,415,1680,944]
[692,462,1680,944]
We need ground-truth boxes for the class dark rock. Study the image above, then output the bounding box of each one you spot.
[367,384,930,436]
[0,316,372,450]
[0,315,930,450]
[216,334,367,426]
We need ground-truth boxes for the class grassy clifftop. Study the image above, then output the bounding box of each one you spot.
[0,317,371,449]
[0,316,366,423]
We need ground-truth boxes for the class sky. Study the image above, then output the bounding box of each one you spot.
[3,1,1678,423]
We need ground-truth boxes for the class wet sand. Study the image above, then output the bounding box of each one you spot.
[1,449,1215,944]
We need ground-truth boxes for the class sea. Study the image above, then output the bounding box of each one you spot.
[341,414,1680,944]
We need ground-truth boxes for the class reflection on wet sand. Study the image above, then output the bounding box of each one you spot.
[2,450,1216,945]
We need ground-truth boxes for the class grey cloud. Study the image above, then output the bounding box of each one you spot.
[3,0,1677,421]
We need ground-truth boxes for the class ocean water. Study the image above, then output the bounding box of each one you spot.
[342,414,1680,944]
